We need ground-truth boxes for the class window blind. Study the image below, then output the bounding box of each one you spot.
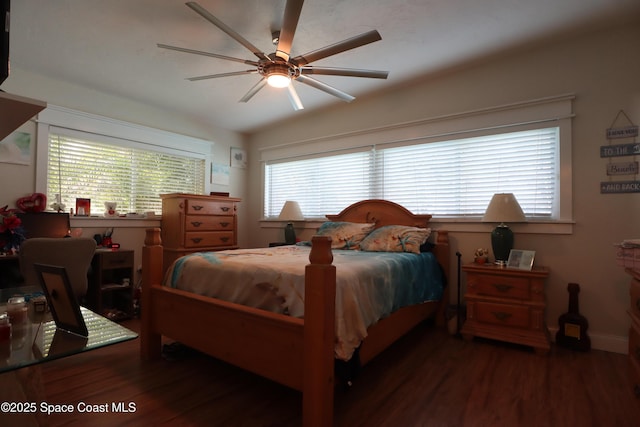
[264,127,559,219]
[48,133,205,215]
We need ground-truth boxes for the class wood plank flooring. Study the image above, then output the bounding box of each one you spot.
[2,318,639,426]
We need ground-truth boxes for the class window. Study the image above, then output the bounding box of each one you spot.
[36,106,212,216]
[47,133,205,215]
[264,127,559,219]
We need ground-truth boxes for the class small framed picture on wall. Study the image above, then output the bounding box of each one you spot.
[230,147,247,169]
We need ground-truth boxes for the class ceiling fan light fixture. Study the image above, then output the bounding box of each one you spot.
[267,72,291,88]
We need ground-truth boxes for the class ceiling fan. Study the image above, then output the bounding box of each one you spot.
[158,0,389,110]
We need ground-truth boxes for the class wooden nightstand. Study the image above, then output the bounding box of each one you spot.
[460,263,550,354]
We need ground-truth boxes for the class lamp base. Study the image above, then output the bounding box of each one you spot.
[491,223,514,265]
[284,222,296,245]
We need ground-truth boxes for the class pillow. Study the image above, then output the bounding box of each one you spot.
[316,221,376,249]
[359,225,431,254]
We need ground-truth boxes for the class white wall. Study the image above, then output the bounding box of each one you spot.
[246,19,640,353]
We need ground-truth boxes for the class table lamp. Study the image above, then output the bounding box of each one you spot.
[278,201,304,244]
[482,193,526,265]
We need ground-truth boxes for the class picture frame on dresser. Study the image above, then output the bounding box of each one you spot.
[507,249,535,270]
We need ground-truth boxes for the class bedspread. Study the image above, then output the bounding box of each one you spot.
[165,245,444,360]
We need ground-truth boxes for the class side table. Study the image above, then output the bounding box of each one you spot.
[86,249,135,321]
[460,263,550,355]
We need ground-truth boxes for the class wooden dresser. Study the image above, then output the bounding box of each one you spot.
[461,263,550,355]
[161,193,241,273]
[627,267,640,398]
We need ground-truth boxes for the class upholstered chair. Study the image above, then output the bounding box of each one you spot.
[19,237,97,299]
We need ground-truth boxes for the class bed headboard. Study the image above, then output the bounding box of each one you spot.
[325,199,432,229]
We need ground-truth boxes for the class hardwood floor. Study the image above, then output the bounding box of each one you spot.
[3,319,639,426]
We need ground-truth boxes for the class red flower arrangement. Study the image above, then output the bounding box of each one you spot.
[0,206,25,254]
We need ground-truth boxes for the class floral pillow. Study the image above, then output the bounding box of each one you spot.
[316,221,376,249]
[359,225,431,254]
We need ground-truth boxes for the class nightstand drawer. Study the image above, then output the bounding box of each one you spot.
[475,302,530,329]
[470,274,531,299]
[185,199,235,215]
[185,215,235,231]
[99,251,134,269]
[184,231,235,248]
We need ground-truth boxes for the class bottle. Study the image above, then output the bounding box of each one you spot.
[556,282,590,351]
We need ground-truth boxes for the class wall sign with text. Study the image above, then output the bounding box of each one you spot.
[600,111,638,194]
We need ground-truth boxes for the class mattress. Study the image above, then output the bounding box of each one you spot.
[165,245,444,360]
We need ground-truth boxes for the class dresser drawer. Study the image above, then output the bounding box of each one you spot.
[185,199,235,215]
[475,301,531,329]
[185,215,235,231]
[469,273,531,300]
[630,279,640,323]
[184,231,235,248]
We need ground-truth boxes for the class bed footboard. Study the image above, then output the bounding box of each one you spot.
[140,229,336,427]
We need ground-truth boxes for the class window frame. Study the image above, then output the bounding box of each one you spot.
[260,94,575,235]
[35,105,214,213]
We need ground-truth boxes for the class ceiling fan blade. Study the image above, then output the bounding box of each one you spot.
[186,2,270,62]
[292,30,382,66]
[275,0,304,62]
[157,44,259,66]
[296,75,355,102]
[187,70,258,81]
[301,66,388,79]
[287,84,304,111]
[239,78,268,103]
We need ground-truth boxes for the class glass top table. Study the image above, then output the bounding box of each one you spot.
[0,286,138,373]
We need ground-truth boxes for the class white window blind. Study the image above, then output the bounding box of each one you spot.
[265,150,374,218]
[264,127,559,219]
[48,133,205,215]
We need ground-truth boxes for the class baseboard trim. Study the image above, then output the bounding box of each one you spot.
[548,326,628,354]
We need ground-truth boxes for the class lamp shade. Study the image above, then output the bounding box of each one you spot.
[482,193,526,223]
[278,201,304,221]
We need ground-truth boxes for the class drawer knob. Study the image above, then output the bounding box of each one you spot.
[220,206,230,212]
[493,284,513,293]
[219,222,230,228]
[191,221,203,227]
[191,238,203,243]
[492,311,512,321]
[220,237,230,243]
[192,205,204,211]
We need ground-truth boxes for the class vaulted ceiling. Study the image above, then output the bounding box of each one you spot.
[7,0,640,133]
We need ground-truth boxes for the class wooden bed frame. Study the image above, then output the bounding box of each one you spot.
[140,199,450,427]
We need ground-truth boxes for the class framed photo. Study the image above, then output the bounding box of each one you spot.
[507,249,536,270]
[34,264,88,337]
[75,198,91,216]
[230,147,247,169]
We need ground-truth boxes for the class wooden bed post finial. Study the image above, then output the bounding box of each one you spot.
[309,235,333,265]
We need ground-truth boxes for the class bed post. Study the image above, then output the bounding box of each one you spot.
[141,228,163,360]
[303,235,336,427]
[433,230,450,327]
